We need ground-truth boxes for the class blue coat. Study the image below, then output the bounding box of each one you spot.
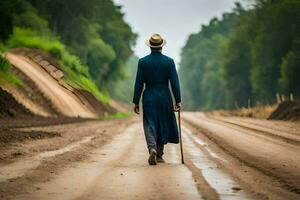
[133,51,181,145]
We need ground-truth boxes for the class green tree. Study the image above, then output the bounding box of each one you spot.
[221,8,253,108]
[28,0,136,89]
[180,0,300,110]
[250,0,300,102]
[108,55,139,103]
[278,39,300,98]
[179,8,239,110]
[0,0,137,102]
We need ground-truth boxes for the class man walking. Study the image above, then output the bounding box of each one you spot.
[133,34,181,165]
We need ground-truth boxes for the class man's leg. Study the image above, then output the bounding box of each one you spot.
[143,125,157,151]
[157,144,164,158]
[143,124,157,165]
[157,144,165,163]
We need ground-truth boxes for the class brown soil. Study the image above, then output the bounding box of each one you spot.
[268,100,300,121]
[10,66,61,116]
[0,116,88,128]
[0,128,60,144]
[0,87,33,117]
[74,89,116,115]
[9,48,61,70]
[0,117,134,162]
[0,117,134,199]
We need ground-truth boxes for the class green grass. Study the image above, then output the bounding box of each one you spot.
[0,54,10,71]
[61,64,109,103]
[7,28,65,58]
[99,112,132,120]
[7,27,109,103]
[0,43,5,52]
[0,55,23,86]
[0,71,23,86]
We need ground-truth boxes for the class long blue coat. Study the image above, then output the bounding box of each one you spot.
[133,51,181,145]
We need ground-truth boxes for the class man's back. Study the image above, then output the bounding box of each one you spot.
[139,51,174,87]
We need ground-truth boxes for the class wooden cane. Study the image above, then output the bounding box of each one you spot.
[178,110,184,164]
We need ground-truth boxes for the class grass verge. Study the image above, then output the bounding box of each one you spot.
[0,54,23,86]
[99,112,132,120]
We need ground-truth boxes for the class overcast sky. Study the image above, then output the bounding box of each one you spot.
[113,0,249,64]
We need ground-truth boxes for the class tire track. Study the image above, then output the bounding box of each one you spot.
[182,113,300,197]
[182,126,251,200]
[209,116,300,146]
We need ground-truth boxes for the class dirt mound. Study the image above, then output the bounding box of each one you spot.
[0,87,33,117]
[3,49,117,118]
[10,67,61,116]
[268,101,300,121]
[75,89,116,115]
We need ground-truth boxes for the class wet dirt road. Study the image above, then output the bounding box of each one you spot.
[1,114,299,200]
[183,112,300,200]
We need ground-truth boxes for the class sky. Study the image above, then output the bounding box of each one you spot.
[113,0,248,64]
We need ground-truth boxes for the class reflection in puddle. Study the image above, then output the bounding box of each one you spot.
[183,127,207,146]
[167,144,180,164]
[183,127,250,200]
[0,136,94,182]
[183,126,228,163]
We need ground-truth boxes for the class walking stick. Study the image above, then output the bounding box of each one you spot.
[177,110,184,164]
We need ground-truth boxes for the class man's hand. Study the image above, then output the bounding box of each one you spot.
[174,102,181,112]
[134,104,140,115]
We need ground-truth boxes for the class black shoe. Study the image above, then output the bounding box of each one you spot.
[157,156,165,163]
[148,149,157,165]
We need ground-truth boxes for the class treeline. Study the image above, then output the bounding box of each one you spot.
[108,55,138,103]
[179,0,300,111]
[0,0,136,101]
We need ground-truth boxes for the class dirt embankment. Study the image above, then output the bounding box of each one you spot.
[0,87,33,117]
[0,48,119,119]
[209,100,300,122]
[268,100,300,121]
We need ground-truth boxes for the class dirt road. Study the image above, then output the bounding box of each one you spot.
[0,114,299,199]
[183,112,300,199]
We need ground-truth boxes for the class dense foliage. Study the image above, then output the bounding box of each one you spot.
[0,0,136,102]
[179,0,300,110]
[108,55,138,103]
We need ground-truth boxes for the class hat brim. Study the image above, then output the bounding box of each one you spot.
[145,39,167,48]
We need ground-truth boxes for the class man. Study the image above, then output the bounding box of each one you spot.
[133,34,181,165]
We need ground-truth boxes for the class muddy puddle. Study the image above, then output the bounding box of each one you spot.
[182,126,250,200]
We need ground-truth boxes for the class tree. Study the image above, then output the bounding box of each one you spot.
[179,0,300,110]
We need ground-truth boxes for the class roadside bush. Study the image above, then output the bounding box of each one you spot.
[7,27,64,58]
[0,55,10,71]
[0,43,5,53]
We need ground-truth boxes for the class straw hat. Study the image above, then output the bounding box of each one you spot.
[145,34,167,48]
